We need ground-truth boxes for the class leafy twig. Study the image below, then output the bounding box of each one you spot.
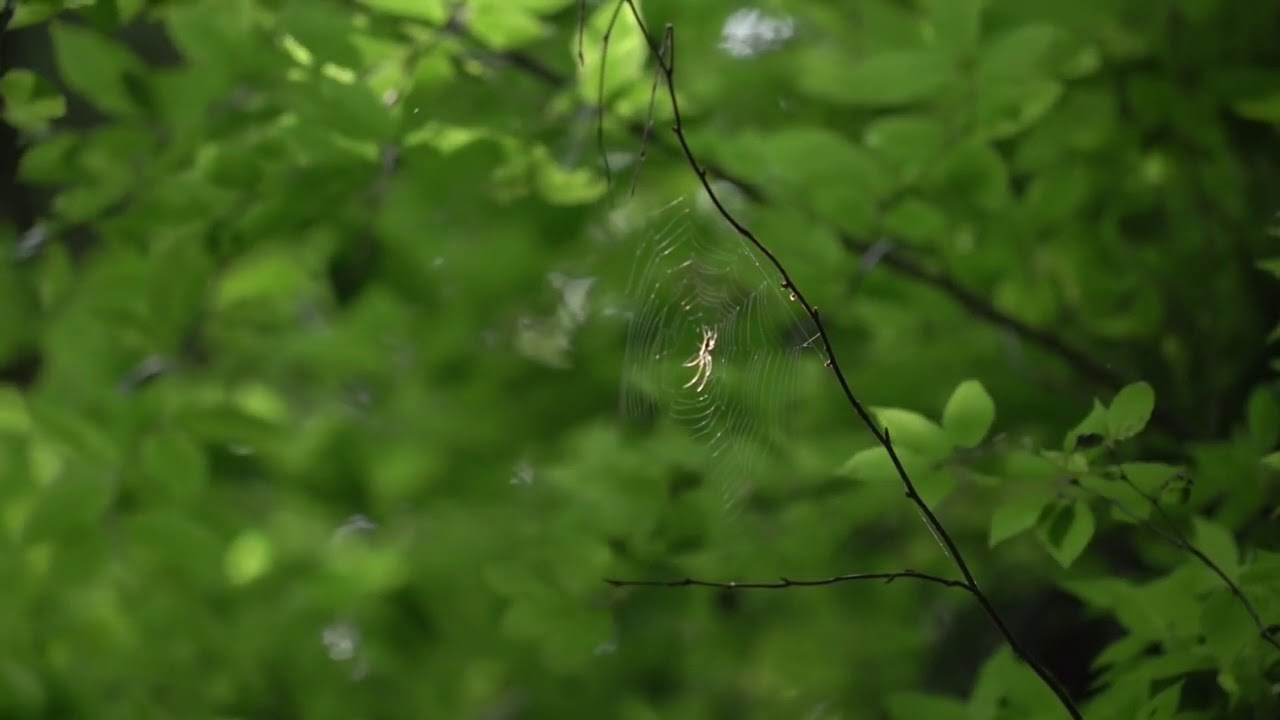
[594,3,1083,718]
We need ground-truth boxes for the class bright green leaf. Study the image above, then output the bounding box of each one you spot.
[941,379,995,448]
[1107,381,1155,441]
[225,530,273,586]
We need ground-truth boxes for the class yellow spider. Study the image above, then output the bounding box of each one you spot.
[682,326,718,392]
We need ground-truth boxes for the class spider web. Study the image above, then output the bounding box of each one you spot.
[619,193,821,511]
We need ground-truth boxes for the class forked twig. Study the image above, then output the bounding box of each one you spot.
[595,3,1083,718]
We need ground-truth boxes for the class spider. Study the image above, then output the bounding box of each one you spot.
[682,326,718,392]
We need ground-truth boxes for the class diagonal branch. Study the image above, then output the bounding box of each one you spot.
[600,3,1083,718]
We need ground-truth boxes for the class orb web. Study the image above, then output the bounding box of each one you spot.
[620,194,820,510]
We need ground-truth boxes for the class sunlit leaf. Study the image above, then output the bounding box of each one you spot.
[941,379,995,449]
[1108,382,1155,441]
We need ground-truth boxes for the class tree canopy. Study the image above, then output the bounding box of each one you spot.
[1,0,1279,718]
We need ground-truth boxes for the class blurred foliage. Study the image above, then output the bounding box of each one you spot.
[1,0,1279,718]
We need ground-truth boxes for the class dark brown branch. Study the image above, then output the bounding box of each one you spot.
[607,569,968,592]
[604,4,1083,718]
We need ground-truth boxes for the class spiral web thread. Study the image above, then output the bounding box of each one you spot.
[620,194,820,511]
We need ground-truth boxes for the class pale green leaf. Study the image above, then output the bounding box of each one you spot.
[1107,381,1155,440]
[941,379,995,448]
[871,406,951,459]
[225,530,274,586]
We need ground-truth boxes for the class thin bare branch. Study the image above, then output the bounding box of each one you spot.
[607,569,968,592]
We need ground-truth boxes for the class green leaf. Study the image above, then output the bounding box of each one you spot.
[840,446,907,484]
[989,485,1054,547]
[1246,386,1279,449]
[862,113,947,183]
[1066,398,1108,450]
[920,0,982,57]
[22,468,114,542]
[800,48,952,107]
[575,0,647,105]
[1256,258,1280,279]
[1037,500,1094,568]
[0,386,31,435]
[1263,451,1280,471]
[138,431,209,506]
[1192,517,1240,584]
[356,0,448,22]
[0,70,67,131]
[224,530,274,586]
[927,142,1010,211]
[941,379,995,449]
[213,248,319,311]
[1107,381,1155,440]
[977,24,1060,82]
[1138,681,1181,720]
[871,406,951,458]
[975,79,1064,140]
[49,21,144,116]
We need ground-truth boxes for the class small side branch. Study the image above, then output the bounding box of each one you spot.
[607,569,969,592]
